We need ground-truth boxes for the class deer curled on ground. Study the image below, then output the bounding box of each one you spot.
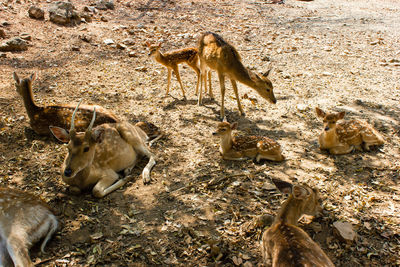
[262,179,335,267]
[13,72,118,135]
[146,42,201,99]
[0,188,58,267]
[315,107,384,155]
[49,102,156,198]
[212,122,284,162]
[198,32,276,120]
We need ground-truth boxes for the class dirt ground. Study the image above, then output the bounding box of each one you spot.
[0,0,399,266]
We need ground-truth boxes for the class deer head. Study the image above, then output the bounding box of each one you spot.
[212,122,237,137]
[252,69,276,104]
[50,101,102,179]
[146,42,161,56]
[316,107,345,132]
[13,72,36,96]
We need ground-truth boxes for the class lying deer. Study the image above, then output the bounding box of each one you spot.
[13,72,118,135]
[49,102,156,198]
[212,122,284,162]
[0,188,58,267]
[315,107,384,155]
[198,32,276,120]
[146,42,201,99]
[262,179,335,267]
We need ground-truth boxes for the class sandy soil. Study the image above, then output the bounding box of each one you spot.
[0,0,399,266]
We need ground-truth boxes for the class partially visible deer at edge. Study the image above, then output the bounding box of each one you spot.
[212,122,284,162]
[50,102,156,198]
[13,72,118,135]
[316,107,384,155]
[198,32,276,120]
[0,188,58,267]
[146,42,201,99]
[262,179,335,267]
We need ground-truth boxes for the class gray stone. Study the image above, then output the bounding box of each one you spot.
[28,6,45,19]
[0,37,28,52]
[122,38,135,45]
[103,39,114,45]
[96,0,114,10]
[49,1,80,26]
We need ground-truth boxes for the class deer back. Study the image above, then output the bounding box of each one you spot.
[0,188,57,267]
[262,179,334,267]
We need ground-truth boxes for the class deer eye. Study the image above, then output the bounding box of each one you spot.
[83,147,90,153]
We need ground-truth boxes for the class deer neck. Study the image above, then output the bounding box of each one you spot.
[231,64,258,89]
[275,196,303,225]
[320,128,339,148]
[20,80,41,120]
[219,133,233,154]
[154,51,167,65]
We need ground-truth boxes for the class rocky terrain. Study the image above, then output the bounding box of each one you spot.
[0,0,399,266]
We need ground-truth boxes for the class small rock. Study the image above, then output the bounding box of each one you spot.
[79,12,92,23]
[1,21,11,26]
[333,221,356,242]
[322,71,333,76]
[0,37,28,52]
[134,66,147,72]
[370,40,379,45]
[28,6,45,19]
[0,29,5,38]
[389,58,399,63]
[80,34,92,43]
[20,33,31,41]
[262,56,271,62]
[71,45,80,51]
[100,16,108,22]
[96,0,114,10]
[122,38,135,45]
[128,51,137,57]
[49,1,80,26]
[0,52,6,58]
[103,38,114,45]
[116,43,127,50]
[83,6,96,13]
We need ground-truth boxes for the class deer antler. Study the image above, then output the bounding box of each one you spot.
[70,99,82,137]
[87,107,96,132]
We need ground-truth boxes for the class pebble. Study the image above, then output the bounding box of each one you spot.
[103,39,114,45]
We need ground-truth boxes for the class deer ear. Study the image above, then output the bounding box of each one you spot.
[49,126,70,143]
[91,127,105,143]
[315,107,326,118]
[145,41,151,47]
[272,179,293,194]
[262,68,272,78]
[292,185,310,199]
[13,72,20,84]
[157,43,161,48]
[231,122,238,130]
[337,111,345,120]
[30,73,36,82]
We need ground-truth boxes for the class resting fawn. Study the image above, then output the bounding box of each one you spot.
[146,42,200,99]
[198,32,276,119]
[13,72,118,135]
[316,107,384,155]
[50,101,156,198]
[262,179,334,267]
[0,188,58,267]
[212,122,284,162]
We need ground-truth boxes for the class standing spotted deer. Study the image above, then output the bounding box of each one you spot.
[212,122,284,162]
[49,102,156,198]
[262,179,335,267]
[315,107,384,155]
[146,42,201,99]
[198,32,276,120]
[13,72,118,135]
[0,188,58,267]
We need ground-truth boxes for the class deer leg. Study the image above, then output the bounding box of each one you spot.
[166,68,172,95]
[189,61,201,96]
[132,143,156,184]
[92,169,127,198]
[329,145,354,155]
[6,237,33,267]
[172,65,186,99]
[218,71,226,121]
[198,59,207,105]
[230,79,245,116]
[208,71,213,98]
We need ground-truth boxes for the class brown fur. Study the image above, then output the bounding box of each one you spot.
[212,122,284,162]
[198,32,276,119]
[316,107,384,154]
[0,188,58,267]
[13,72,118,135]
[147,43,201,98]
[262,179,334,267]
